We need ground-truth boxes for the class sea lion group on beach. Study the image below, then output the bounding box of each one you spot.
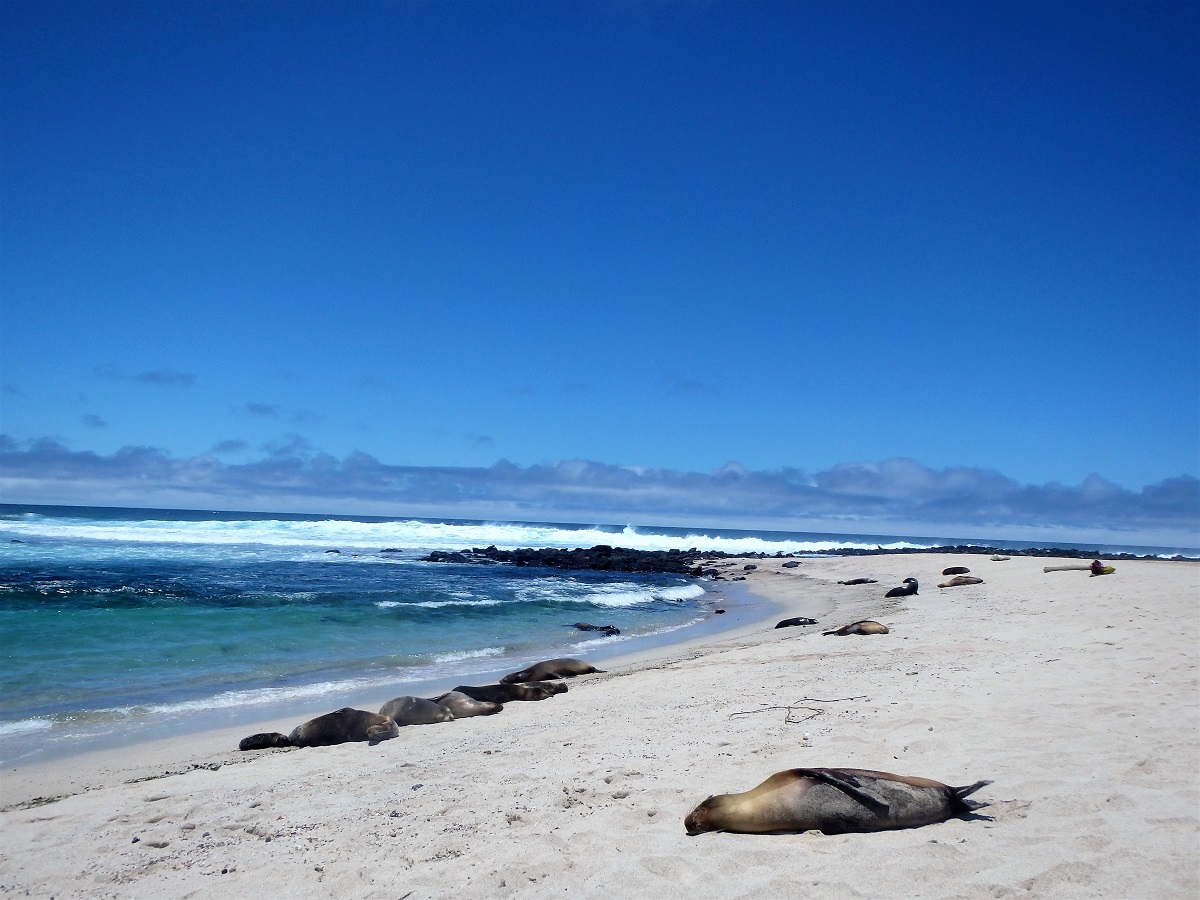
[237,552,996,844]
[237,656,603,751]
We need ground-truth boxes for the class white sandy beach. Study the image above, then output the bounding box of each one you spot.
[1,552,1197,899]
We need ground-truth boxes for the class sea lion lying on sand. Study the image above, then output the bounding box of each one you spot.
[378,695,453,725]
[775,617,819,629]
[572,622,620,636]
[238,707,400,751]
[238,732,292,751]
[684,767,991,835]
[885,578,919,597]
[823,621,889,636]
[453,682,566,703]
[941,566,971,576]
[937,575,984,588]
[500,658,605,683]
[432,690,503,717]
[837,578,878,585]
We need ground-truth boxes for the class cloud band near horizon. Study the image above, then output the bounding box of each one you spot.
[1,436,1197,548]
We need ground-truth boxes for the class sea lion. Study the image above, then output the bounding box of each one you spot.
[937,575,984,588]
[572,622,620,636]
[239,707,400,751]
[289,708,400,747]
[432,690,504,717]
[822,620,889,636]
[684,767,991,835]
[941,566,971,576]
[991,555,1010,561]
[884,578,918,597]
[452,682,567,703]
[781,561,800,568]
[837,578,877,585]
[378,695,453,726]
[775,616,818,629]
[238,732,292,751]
[499,658,605,684]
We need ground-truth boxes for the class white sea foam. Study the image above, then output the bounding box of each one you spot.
[0,718,53,737]
[429,647,504,663]
[514,580,706,608]
[2,512,935,556]
[144,679,376,716]
[406,598,504,609]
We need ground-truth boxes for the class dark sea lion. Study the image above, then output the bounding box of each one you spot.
[378,695,453,726]
[289,708,400,747]
[937,575,984,588]
[453,682,567,703]
[837,578,878,585]
[432,690,504,717]
[822,620,889,636]
[941,566,971,576]
[499,658,605,684]
[238,732,293,751]
[781,561,800,568]
[775,616,818,629]
[684,767,991,835]
[572,622,621,636]
[884,578,918,597]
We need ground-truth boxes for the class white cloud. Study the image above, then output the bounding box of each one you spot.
[0,435,1196,548]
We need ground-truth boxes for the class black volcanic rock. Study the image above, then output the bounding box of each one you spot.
[421,545,738,575]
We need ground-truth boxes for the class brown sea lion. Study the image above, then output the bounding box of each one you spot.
[239,707,400,751]
[837,578,878,585]
[431,690,504,717]
[884,578,918,597]
[378,695,454,725]
[684,767,991,835]
[822,620,889,636]
[941,566,971,576]
[499,658,605,684]
[937,575,984,588]
[452,682,567,703]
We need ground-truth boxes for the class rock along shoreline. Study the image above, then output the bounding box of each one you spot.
[420,542,1184,578]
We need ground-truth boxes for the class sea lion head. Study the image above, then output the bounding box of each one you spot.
[366,720,401,743]
[684,795,722,835]
[523,681,567,699]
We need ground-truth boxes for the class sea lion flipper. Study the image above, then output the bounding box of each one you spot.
[793,768,891,812]
[952,780,993,810]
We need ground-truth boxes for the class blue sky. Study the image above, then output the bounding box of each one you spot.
[2,1,1197,545]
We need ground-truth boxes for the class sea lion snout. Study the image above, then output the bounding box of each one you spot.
[683,796,718,835]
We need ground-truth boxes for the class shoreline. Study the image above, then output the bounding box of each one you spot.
[0,560,813,807]
[0,570,769,776]
[2,552,1196,898]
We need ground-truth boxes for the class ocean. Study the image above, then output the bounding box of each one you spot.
[1,504,1193,768]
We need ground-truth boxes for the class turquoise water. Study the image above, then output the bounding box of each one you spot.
[1,504,1192,766]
